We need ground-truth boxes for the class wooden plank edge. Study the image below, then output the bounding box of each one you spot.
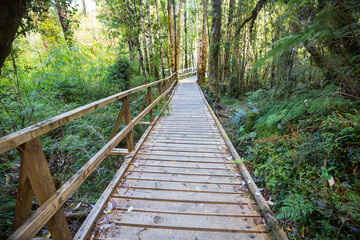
[74,77,180,240]
[196,82,288,240]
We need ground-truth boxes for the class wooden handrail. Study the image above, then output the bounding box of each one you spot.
[0,73,176,155]
[8,76,178,240]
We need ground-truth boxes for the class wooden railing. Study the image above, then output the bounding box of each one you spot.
[0,70,198,239]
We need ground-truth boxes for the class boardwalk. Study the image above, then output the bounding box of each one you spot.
[89,76,268,239]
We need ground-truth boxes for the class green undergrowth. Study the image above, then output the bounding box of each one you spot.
[220,87,360,239]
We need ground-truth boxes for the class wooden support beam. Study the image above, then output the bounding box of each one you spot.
[147,87,153,122]
[109,148,129,156]
[137,121,151,125]
[123,96,134,152]
[109,104,125,140]
[17,138,71,240]
[13,158,33,232]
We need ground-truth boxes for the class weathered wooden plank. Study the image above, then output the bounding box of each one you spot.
[137,154,233,163]
[128,165,236,176]
[125,172,241,184]
[95,212,264,232]
[132,160,233,169]
[140,146,227,154]
[95,226,267,240]
[111,198,260,216]
[120,179,241,193]
[138,150,229,158]
[145,139,224,145]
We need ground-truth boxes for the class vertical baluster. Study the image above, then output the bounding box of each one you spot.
[123,96,134,152]
[147,87,153,122]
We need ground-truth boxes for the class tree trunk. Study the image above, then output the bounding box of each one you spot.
[147,0,159,78]
[175,0,184,74]
[184,4,188,69]
[55,0,71,42]
[135,36,148,83]
[139,0,150,74]
[223,0,235,83]
[155,0,166,78]
[167,0,176,73]
[209,0,221,100]
[197,0,208,85]
[82,0,87,17]
[0,0,31,71]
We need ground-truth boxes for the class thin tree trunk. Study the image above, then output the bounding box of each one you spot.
[223,0,235,83]
[135,37,148,83]
[155,0,166,78]
[82,0,87,17]
[167,0,176,73]
[209,0,221,100]
[147,0,158,78]
[175,0,184,74]
[184,4,188,69]
[55,0,71,42]
[139,0,150,74]
[198,0,208,84]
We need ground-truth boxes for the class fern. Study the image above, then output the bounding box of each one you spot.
[276,194,314,221]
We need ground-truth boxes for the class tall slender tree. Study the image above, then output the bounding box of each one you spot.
[167,0,176,73]
[155,0,166,78]
[175,0,184,73]
[208,0,221,100]
[197,0,208,84]
[139,0,150,74]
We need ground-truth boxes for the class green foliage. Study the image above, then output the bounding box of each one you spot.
[277,194,315,221]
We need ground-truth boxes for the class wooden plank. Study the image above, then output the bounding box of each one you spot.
[144,142,225,148]
[141,146,227,153]
[132,160,233,169]
[145,139,224,145]
[95,212,264,232]
[114,188,251,204]
[0,74,176,154]
[138,150,229,158]
[110,198,260,216]
[125,172,241,184]
[120,179,241,193]
[109,148,129,156]
[95,226,267,240]
[123,96,134,152]
[109,104,124,140]
[128,165,236,176]
[137,154,233,163]
[12,158,34,231]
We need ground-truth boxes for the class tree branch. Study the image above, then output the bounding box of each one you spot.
[235,0,267,37]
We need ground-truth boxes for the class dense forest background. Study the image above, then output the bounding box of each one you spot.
[0,0,359,239]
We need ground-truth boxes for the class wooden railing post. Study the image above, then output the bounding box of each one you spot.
[123,96,134,152]
[158,82,163,104]
[14,138,71,240]
[147,87,153,122]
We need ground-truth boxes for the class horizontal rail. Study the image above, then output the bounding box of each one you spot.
[9,78,178,240]
[0,73,176,155]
